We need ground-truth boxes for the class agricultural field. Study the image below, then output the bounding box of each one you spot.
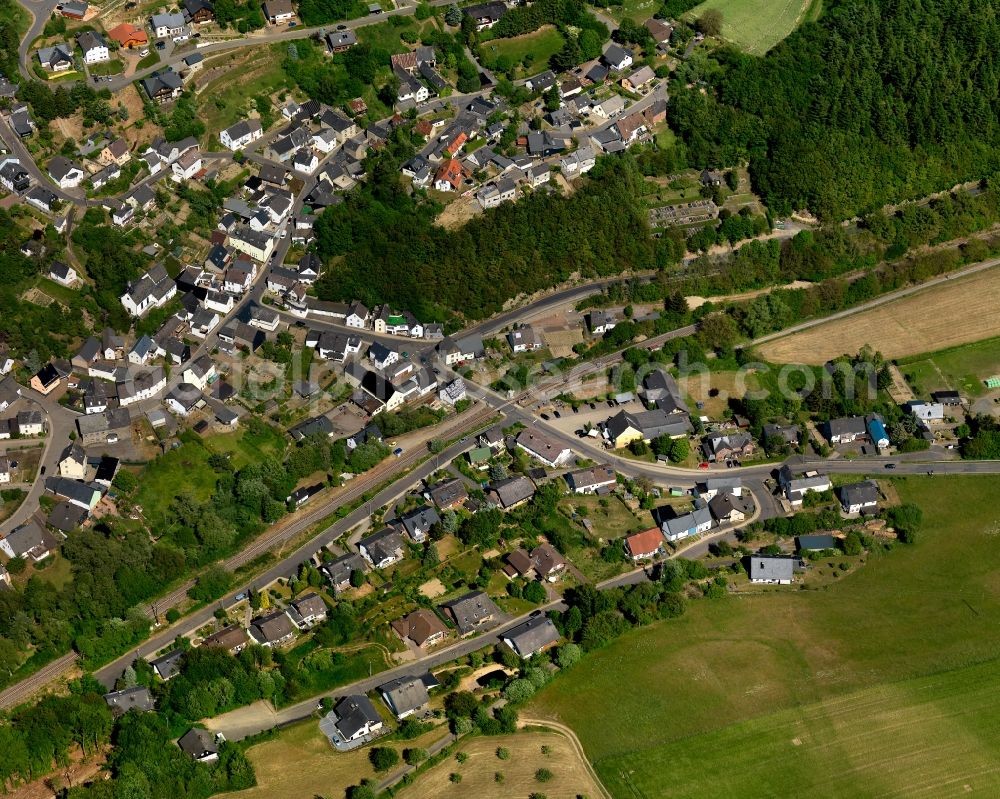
[897,336,1000,399]
[758,266,1000,363]
[397,731,604,799]
[530,474,1000,796]
[679,367,761,419]
[478,26,565,77]
[690,0,819,54]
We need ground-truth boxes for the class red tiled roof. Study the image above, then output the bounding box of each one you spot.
[625,527,663,558]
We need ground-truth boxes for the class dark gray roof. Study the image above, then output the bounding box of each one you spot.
[839,480,879,507]
[250,609,296,644]
[3,520,59,558]
[104,686,155,714]
[150,648,184,679]
[749,556,795,582]
[442,590,500,635]
[321,552,366,587]
[503,616,560,657]
[379,674,430,716]
[177,728,217,758]
[398,505,440,539]
[360,526,405,566]
[333,694,381,739]
[489,476,535,509]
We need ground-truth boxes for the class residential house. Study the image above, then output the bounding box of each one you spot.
[120,264,176,316]
[391,609,448,648]
[183,355,217,390]
[426,478,468,510]
[16,409,44,436]
[507,325,543,353]
[201,625,250,655]
[502,616,560,659]
[749,556,794,585]
[77,31,109,64]
[564,464,616,494]
[58,441,87,479]
[262,0,294,23]
[0,159,30,193]
[698,476,742,501]
[701,431,754,463]
[326,29,357,52]
[824,416,868,444]
[867,414,889,449]
[48,156,85,189]
[441,590,501,635]
[321,552,366,593]
[25,186,58,212]
[229,226,275,262]
[165,382,204,416]
[437,334,485,365]
[140,71,183,104]
[45,476,101,510]
[707,490,754,524]
[249,609,297,647]
[488,476,536,510]
[641,368,688,413]
[172,147,202,180]
[182,0,215,23]
[76,407,130,445]
[359,527,406,569]
[177,729,218,763]
[515,429,571,467]
[433,158,468,192]
[49,260,78,286]
[439,377,466,405]
[778,465,832,506]
[104,686,155,716]
[586,309,616,334]
[602,43,634,71]
[931,390,962,406]
[658,504,713,543]
[380,675,430,719]
[150,649,184,681]
[287,592,328,629]
[220,119,263,150]
[604,408,693,448]
[325,695,382,742]
[463,1,506,30]
[37,42,74,72]
[762,423,800,447]
[60,0,89,18]
[106,23,147,49]
[839,480,879,514]
[30,363,60,395]
[151,12,186,38]
[0,520,59,561]
[622,64,656,92]
[625,527,665,561]
[531,543,566,582]
[398,505,439,543]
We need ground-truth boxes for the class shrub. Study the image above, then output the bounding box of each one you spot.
[535,768,554,783]
[496,746,511,760]
[449,772,462,783]
[369,746,400,772]
[403,748,427,765]
[165,608,180,623]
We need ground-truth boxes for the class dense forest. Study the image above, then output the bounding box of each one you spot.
[669,0,1000,220]
[315,138,658,321]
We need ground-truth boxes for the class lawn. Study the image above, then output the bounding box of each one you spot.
[530,474,1000,796]
[897,335,1000,398]
[610,0,660,24]
[134,439,218,525]
[88,59,125,76]
[689,0,817,54]
[136,49,160,70]
[477,26,565,76]
[278,645,390,706]
[558,493,644,540]
[204,423,287,470]
[0,0,30,39]
[199,47,293,141]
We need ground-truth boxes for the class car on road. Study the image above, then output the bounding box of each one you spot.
[234,592,247,601]
[336,23,347,29]
[393,447,403,457]
[40,466,46,475]
[698,462,708,470]
[553,410,561,418]
[884,463,897,469]
[572,405,579,413]
[540,413,550,420]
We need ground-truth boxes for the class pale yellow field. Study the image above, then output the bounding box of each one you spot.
[397,732,604,799]
[759,268,1000,363]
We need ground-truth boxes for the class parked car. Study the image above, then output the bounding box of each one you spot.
[393,447,403,457]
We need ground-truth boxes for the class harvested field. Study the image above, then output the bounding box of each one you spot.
[759,266,1000,363]
[542,329,583,358]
